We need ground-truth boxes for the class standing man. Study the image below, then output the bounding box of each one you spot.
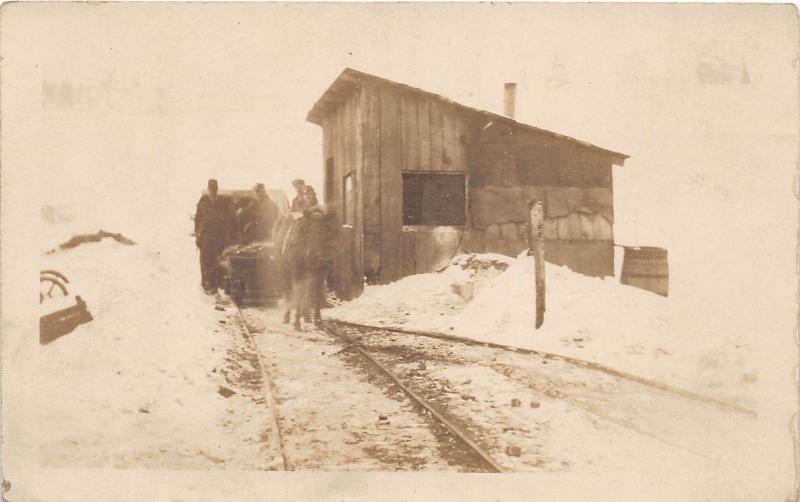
[301,185,323,214]
[194,179,234,293]
[290,178,307,213]
[298,186,330,324]
[241,183,279,243]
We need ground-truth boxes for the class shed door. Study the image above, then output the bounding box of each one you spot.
[337,172,358,299]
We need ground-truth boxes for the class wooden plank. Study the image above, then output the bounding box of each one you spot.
[339,104,347,200]
[402,95,420,171]
[343,98,351,173]
[592,213,613,241]
[486,223,501,241]
[330,116,339,206]
[500,222,518,241]
[337,100,344,185]
[441,106,459,171]
[429,99,444,171]
[424,232,437,272]
[324,116,336,201]
[322,119,331,195]
[332,107,345,297]
[398,96,406,172]
[417,99,431,171]
[324,118,337,208]
[399,230,416,277]
[362,84,382,281]
[414,231,432,273]
[340,101,348,187]
[453,112,468,171]
[568,213,582,240]
[543,218,558,240]
[352,90,365,293]
[579,214,594,240]
[342,97,351,177]
[557,216,570,240]
[379,86,403,283]
[463,229,486,254]
[343,226,357,300]
[334,104,342,191]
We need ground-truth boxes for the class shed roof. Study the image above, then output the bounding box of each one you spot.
[306,67,628,165]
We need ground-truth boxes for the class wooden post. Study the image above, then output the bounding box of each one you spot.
[527,200,545,329]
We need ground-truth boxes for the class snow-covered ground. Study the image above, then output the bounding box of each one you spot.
[328,253,758,409]
[11,204,278,470]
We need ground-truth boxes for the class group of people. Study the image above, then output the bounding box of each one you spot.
[193,177,333,329]
[193,178,280,293]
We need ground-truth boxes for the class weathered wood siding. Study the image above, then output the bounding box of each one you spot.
[469,122,613,188]
[361,84,381,285]
[371,88,471,283]
[321,82,621,293]
[321,89,363,299]
[466,122,618,277]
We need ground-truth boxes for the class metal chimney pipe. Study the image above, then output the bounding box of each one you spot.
[503,82,517,120]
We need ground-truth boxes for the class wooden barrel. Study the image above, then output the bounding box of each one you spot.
[620,246,669,296]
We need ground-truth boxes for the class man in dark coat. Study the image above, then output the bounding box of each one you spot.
[297,186,332,325]
[194,179,234,293]
[241,183,279,243]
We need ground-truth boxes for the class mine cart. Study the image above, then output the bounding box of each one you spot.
[215,187,289,306]
[223,242,284,306]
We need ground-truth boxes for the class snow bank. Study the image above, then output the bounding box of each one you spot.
[329,253,757,408]
[22,214,275,469]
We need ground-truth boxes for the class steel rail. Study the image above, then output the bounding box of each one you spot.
[234,305,290,471]
[325,318,757,418]
[324,322,508,473]
[328,321,722,462]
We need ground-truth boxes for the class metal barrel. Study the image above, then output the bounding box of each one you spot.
[620,246,669,297]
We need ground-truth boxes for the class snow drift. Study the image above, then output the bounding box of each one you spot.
[329,253,757,408]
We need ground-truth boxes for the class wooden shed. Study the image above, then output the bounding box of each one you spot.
[307,68,628,300]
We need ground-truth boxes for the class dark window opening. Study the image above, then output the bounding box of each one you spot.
[402,172,466,226]
[324,157,335,204]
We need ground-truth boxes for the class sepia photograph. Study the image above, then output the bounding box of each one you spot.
[1,3,798,501]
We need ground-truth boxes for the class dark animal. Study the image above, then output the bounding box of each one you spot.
[299,209,336,324]
[272,213,303,328]
[272,210,336,330]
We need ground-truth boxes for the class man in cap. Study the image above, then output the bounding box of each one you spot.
[290,178,307,213]
[194,179,234,293]
[241,183,279,243]
[297,185,331,325]
[301,185,323,215]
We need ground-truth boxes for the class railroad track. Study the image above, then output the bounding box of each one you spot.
[228,306,756,475]
[328,320,760,463]
[233,305,289,470]
[232,305,506,472]
[323,321,507,473]
[325,318,756,417]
